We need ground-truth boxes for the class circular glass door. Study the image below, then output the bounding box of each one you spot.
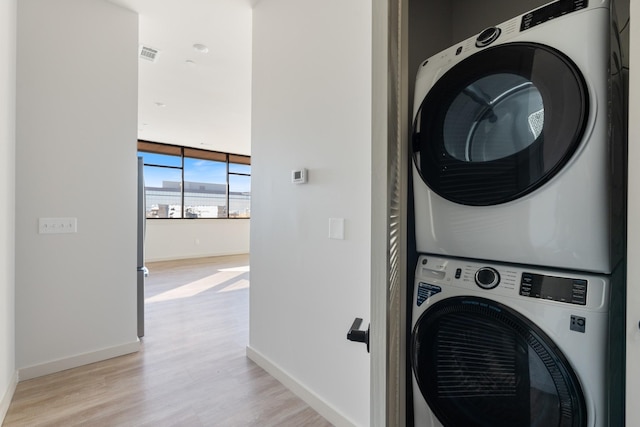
[411,296,587,427]
[412,42,588,206]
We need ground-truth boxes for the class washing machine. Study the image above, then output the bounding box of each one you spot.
[410,254,616,427]
[411,0,626,273]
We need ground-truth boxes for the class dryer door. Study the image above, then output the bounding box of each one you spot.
[412,42,588,206]
[411,296,587,427]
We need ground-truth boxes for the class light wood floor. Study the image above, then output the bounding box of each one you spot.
[3,254,333,427]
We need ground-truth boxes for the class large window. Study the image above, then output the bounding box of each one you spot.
[138,141,251,219]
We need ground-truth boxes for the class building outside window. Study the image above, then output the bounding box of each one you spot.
[138,141,251,219]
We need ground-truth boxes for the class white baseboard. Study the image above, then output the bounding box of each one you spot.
[0,371,18,425]
[246,346,357,427]
[18,340,140,381]
[145,251,249,263]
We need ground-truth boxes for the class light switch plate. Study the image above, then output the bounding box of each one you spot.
[39,217,77,234]
[328,218,345,240]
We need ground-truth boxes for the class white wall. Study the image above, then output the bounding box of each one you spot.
[249,0,372,426]
[145,219,249,262]
[0,0,17,421]
[15,0,139,377]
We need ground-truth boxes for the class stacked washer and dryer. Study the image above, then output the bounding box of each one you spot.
[409,1,626,426]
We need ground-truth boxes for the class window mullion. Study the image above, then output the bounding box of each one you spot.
[181,148,185,219]
[226,156,230,218]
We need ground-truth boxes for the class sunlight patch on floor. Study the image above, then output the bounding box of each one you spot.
[146,271,247,302]
[219,265,250,273]
[217,278,250,292]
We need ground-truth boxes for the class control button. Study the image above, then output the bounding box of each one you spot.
[475,267,500,290]
[571,279,588,305]
[455,268,462,279]
[520,284,532,294]
[475,27,501,48]
[455,46,463,55]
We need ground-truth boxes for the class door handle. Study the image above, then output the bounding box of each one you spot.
[347,317,370,353]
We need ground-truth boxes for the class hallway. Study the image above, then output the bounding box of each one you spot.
[3,254,332,426]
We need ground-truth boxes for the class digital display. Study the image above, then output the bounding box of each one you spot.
[520,273,587,305]
[520,0,587,31]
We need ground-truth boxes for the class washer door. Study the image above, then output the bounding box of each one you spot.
[412,42,588,206]
[411,296,587,427]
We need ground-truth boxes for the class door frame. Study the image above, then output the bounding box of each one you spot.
[373,1,637,426]
[371,0,408,425]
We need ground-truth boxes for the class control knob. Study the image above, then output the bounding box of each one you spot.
[475,27,501,48]
[475,267,500,290]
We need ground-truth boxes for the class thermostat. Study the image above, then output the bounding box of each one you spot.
[292,168,307,184]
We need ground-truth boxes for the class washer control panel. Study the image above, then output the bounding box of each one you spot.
[520,272,587,305]
[414,255,601,309]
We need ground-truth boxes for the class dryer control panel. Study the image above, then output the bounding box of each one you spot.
[520,0,587,31]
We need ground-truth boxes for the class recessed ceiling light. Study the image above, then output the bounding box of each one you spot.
[193,43,209,53]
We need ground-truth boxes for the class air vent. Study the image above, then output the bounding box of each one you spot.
[139,45,159,62]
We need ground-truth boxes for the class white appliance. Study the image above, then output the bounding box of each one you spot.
[410,254,616,427]
[411,0,626,273]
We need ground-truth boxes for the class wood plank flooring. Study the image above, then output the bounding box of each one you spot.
[3,254,333,427]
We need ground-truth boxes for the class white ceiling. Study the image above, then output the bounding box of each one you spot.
[108,0,254,155]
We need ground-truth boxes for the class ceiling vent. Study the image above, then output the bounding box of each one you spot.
[139,45,159,62]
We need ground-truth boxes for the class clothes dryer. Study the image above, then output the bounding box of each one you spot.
[411,0,626,273]
[410,254,617,427]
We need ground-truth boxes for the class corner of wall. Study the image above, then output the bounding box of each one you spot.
[246,346,357,427]
[0,371,18,424]
[0,0,17,423]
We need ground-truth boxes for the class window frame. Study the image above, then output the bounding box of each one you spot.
[138,140,251,220]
